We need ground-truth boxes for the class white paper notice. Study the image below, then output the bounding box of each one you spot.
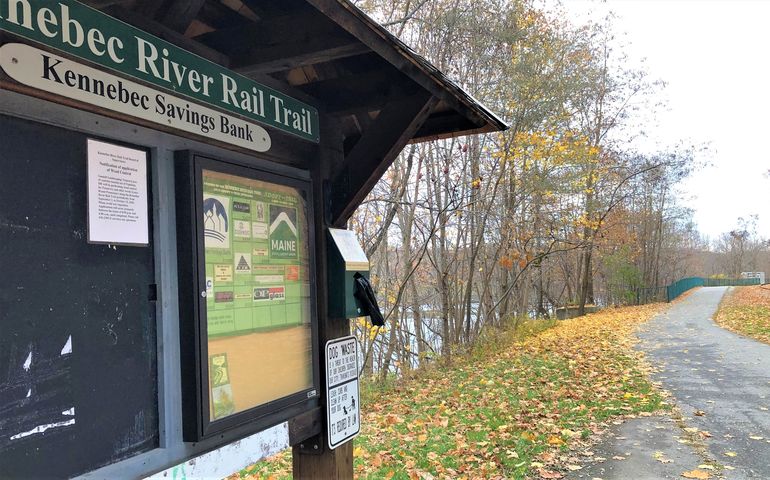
[87,139,149,245]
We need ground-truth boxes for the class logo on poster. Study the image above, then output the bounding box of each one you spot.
[203,196,229,248]
[235,253,252,274]
[232,201,250,213]
[269,206,298,259]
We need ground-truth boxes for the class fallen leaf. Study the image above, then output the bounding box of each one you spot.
[724,451,737,457]
[540,452,556,462]
[385,414,403,425]
[681,469,710,479]
[697,465,715,470]
[536,468,563,479]
[547,435,565,446]
[693,410,706,416]
[749,435,764,440]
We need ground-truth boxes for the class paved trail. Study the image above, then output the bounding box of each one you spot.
[571,287,770,479]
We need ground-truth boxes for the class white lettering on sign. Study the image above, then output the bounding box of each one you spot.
[325,336,360,449]
[0,0,319,141]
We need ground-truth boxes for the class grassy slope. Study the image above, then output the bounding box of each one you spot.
[239,304,668,480]
[715,285,770,345]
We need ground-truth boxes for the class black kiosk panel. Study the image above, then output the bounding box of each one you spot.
[0,116,158,478]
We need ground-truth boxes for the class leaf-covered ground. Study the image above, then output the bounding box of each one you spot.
[714,285,770,345]
[239,304,668,479]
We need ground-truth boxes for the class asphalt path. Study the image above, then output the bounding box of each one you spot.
[570,287,770,479]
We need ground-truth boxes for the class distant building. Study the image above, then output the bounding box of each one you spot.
[741,272,766,284]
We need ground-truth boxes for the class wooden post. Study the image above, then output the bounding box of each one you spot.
[292,440,353,479]
[292,119,354,479]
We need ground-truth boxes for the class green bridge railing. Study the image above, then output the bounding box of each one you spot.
[666,276,761,302]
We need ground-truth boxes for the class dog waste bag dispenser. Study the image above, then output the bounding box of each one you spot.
[327,229,384,325]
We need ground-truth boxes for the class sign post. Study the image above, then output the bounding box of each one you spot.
[325,336,360,449]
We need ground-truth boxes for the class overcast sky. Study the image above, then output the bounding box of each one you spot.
[559,0,770,242]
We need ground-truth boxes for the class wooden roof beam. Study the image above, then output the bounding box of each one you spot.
[233,35,370,76]
[133,0,207,34]
[296,68,415,115]
[102,5,319,108]
[413,113,477,139]
[103,5,230,66]
[331,90,438,226]
[159,0,208,33]
[195,10,338,53]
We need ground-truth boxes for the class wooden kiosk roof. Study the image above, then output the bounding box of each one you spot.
[81,0,508,223]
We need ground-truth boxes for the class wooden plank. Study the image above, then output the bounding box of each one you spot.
[288,407,323,445]
[297,67,403,94]
[413,112,477,138]
[100,6,320,108]
[103,5,231,66]
[331,90,437,226]
[293,442,353,479]
[134,0,165,18]
[160,0,208,33]
[292,117,354,480]
[413,121,497,143]
[233,38,370,75]
[196,10,337,55]
[298,68,413,115]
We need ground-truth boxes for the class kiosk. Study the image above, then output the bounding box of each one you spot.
[0,1,506,478]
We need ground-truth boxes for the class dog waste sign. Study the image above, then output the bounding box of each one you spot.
[325,336,360,449]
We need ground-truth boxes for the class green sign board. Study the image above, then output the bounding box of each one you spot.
[0,0,319,142]
[201,170,309,337]
[201,169,313,421]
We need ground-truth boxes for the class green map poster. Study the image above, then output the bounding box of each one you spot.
[201,170,310,337]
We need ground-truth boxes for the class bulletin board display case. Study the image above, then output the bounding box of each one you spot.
[176,152,319,441]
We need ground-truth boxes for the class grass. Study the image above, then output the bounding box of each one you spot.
[236,304,668,479]
[714,285,770,345]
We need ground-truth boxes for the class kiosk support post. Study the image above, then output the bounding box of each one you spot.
[292,123,354,479]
